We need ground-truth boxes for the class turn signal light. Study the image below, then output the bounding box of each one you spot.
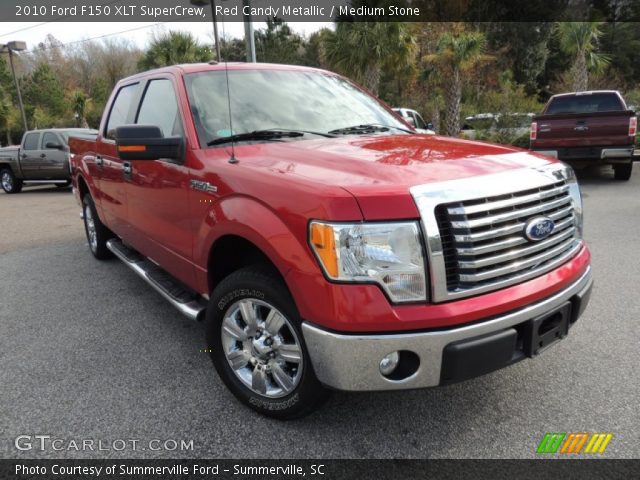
[309,223,338,277]
[530,122,537,141]
[118,145,146,152]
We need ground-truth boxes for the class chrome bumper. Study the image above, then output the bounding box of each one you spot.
[601,147,633,159]
[302,267,592,392]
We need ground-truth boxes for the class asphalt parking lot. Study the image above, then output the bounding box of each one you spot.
[1,165,639,459]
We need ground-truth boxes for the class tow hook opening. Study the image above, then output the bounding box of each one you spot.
[380,350,420,381]
[538,312,563,336]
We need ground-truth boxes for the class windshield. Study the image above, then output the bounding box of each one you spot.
[185,69,406,146]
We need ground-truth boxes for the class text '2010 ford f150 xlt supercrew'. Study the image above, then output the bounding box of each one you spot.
[70,63,592,419]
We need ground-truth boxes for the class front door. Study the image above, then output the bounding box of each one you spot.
[39,131,68,179]
[125,76,194,286]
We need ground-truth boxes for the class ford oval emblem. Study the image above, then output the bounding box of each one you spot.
[524,216,555,242]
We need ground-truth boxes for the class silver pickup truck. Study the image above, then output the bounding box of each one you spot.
[0,128,97,194]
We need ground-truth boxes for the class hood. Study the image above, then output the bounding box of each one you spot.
[236,134,557,220]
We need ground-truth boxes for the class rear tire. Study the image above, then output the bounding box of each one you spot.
[206,265,330,419]
[1,168,23,194]
[613,163,632,181]
[82,195,113,260]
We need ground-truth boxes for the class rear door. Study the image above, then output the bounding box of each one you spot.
[19,132,42,179]
[40,131,68,179]
[124,76,194,286]
[96,82,141,237]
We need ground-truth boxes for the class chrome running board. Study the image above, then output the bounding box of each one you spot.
[106,239,207,321]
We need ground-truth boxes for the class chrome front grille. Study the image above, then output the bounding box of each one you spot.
[410,162,583,302]
[436,181,579,292]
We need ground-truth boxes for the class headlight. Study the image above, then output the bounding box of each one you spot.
[309,221,427,303]
[564,165,583,238]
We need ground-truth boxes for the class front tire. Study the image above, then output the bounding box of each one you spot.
[206,266,330,419]
[82,195,113,260]
[1,168,23,194]
[613,163,632,181]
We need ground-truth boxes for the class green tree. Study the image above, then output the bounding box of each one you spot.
[557,22,610,91]
[219,37,246,62]
[22,62,68,125]
[254,18,305,65]
[480,22,554,95]
[138,31,212,70]
[424,28,488,136]
[322,21,415,96]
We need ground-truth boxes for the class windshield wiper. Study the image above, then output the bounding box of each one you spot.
[207,130,304,146]
[328,123,415,135]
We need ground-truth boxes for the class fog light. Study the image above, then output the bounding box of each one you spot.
[379,351,400,376]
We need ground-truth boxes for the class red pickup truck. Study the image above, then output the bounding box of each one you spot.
[530,90,636,180]
[70,63,592,419]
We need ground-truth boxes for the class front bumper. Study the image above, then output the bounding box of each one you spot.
[301,266,592,392]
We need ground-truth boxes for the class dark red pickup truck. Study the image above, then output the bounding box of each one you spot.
[70,63,592,418]
[530,90,636,180]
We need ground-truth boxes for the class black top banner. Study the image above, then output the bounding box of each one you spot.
[4,0,640,22]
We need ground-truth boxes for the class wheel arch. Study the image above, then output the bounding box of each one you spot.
[207,235,287,294]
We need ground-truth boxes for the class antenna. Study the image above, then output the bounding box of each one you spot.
[221,19,238,164]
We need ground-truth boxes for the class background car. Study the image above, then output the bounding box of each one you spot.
[393,108,436,134]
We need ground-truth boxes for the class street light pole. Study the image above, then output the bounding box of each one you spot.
[2,41,28,132]
[191,0,221,62]
[210,0,221,62]
[191,0,255,63]
[242,0,256,63]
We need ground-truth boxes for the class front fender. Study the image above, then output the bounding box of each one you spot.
[193,195,323,302]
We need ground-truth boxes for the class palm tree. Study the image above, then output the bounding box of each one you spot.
[138,31,212,70]
[557,22,610,91]
[72,90,89,128]
[322,22,415,96]
[424,29,488,136]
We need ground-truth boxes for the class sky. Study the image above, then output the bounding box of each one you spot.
[0,21,328,52]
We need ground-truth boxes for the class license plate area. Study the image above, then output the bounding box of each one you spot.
[523,302,572,357]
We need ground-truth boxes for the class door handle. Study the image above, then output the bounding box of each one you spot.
[21,153,27,159]
[574,126,589,131]
[40,153,46,158]
[95,155,104,168]
[123,161,132,179]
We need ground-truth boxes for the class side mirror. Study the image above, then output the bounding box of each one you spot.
[45,141,64,150]
[115,125,182,161]
[426,122,434,131]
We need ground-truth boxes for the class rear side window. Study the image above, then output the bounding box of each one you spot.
[105,83,139,140]
[23,132,39,150]
[546,94,623,114]
[42,132,59,149]
[136,79,182,137]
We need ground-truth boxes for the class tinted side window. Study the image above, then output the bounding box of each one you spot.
[137,79,182,137]
[23,133,39,150]
[42,132,59,149]
[105,83,139,139]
